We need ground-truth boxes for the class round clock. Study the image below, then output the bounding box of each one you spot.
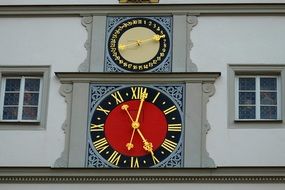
[107,17,171,72]
[89,85,183,168]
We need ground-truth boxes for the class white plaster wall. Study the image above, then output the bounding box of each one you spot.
[192,16,285,166]
[0,17,86,166]
[1,15,285,167]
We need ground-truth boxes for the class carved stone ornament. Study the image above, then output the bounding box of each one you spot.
[187,15,198,72]
[53,84,73,167]
[78,16,93,72]
[201,82,216,167]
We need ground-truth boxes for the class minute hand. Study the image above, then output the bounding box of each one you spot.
[136,128,160,164]
[135,89,148,122]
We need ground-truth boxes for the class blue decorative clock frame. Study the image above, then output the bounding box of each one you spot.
[86,84,184,168]
[104,16,173,72]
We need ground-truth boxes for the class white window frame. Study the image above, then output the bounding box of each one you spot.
[0,76,43,122]
[235,75,281,121]
[0,66,50,130]
[228,64,285,129]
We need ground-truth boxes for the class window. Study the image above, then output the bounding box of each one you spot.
[228,65,285,128]
[0,66,50,129]
[235,76,280,120]
[0,76,42,121]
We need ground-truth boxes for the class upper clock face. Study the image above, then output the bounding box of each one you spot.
[105,17,172,72]
[88,85,184,168]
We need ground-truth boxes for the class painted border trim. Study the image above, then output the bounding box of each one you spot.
[0,167,285,183]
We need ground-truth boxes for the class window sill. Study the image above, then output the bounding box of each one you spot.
[0,121,44,130]
[234,120,283,123]
[0,121,40,125]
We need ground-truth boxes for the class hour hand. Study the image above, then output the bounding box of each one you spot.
[121,104,134,122]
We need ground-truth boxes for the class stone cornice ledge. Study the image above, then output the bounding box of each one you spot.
[0,167,285,183]
[1,4,285,15]
[55,72,221,83]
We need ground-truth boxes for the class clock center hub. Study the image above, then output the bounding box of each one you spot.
[132,121,140,129]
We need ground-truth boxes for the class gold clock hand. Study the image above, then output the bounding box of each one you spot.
[136,129,151,151]
[140,34,165,44]
[118,41,141,51]
[122,104,136,150]
[118,34,165,51]
[122,90,148,151]
[126,128,135,150]
[136,128,159,164]
[135,89,148,122]
[152,34,165,42]
[121,104,134,122]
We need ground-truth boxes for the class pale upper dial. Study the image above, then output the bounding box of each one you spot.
[118,27,161,64]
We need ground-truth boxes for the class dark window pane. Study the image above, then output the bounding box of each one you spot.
[239,106,256,119]
[3,107,18,120]
[25,79,40,91]
[5,79,21,91]
[22,107,38,120]
[261,106,277,119]
[239,78,255,90]
[260,78,277,90]
[24,93,39,105]
[239,92,255,105]
[4,93,19,105]
[260,92,277,105]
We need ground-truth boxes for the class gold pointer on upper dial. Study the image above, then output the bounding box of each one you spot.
[118,34,165,51]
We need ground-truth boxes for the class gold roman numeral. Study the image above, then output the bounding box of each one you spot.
[168,124,182,132]
[96,105,110,115]
[163,105,177,115]
[111,91,124,105]
[151,154,160,165]
[108,151,121,166]
[161,139,177,153]
[90,124,104,132]
[93,138,109,153]
[131,87,148,99]
[152,92,160,103]
[130,157,140,168]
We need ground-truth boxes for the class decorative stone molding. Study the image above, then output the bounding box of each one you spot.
[1,176,285,183]
[54,84,73,167]
[202,83,215,97]
[201,83,216,167]
[119,0,159,3]
[186,15,198,72]
[1,167,285,183]
[78,16,93,72]
[1,4,285,15]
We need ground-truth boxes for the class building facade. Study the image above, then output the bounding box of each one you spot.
[0,0,285,189]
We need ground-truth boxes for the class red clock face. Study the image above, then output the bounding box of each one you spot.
[105,100,167,157]
[89,85,183,168]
